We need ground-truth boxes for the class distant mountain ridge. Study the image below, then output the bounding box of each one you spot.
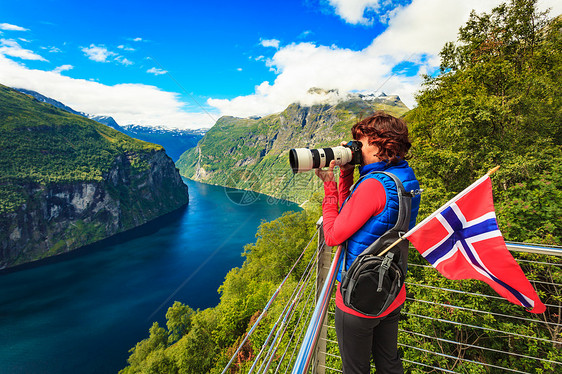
[120,124,206,161]
[177,92,409,204]
[14,87,84,116]
[13,88,206,161]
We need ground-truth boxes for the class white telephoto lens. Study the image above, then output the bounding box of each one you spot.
[290,148,313,173]
[331,146,353,166]
[289,146,354,173]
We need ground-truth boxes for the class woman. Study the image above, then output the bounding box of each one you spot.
[315,111,420,374]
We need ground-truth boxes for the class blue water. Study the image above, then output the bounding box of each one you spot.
[0,179,300,374]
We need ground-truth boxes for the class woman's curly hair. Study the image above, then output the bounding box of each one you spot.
[351,111,411,164]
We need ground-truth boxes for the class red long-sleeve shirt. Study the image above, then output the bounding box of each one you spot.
[322,170,406,318]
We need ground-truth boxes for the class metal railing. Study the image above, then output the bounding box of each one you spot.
[223,220,562,373]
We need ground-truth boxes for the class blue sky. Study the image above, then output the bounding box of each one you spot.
[0,0,560,129]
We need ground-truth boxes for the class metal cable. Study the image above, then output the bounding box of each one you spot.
[249,301,293,374]
[407,263,433,269]
[401,358,459,373]
[529,279,562,287]
[220,228,319,374]
[318,364,343,373]
[398,343,531,374]
[291,246,342,373]
[407,282,561,309]
[407,282,507,300]
[408,262,562,290]
[507,241,562,249]
[403,312,560,345]
[406,297,562,328]
[256,299,299,373]
[264,284,315,373]
[275,283,317,374]
[274,243,334,372]
[281,285,317,374]
[257,260,317,373]
[251,238,319,373]
[255,235,326,373]
[517,258,562,267]
[400,328,562,366]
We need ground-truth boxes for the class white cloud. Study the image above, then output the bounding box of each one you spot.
[298,30,313,39]
[82,44,115,62]
[367,0,503,57]
[147,67,167,75]
[118,45,135,52]
[260,39,280,49]
[52,64,73,74]
[0,23,28,31]
[208,42,401,117]
[0,55,216,129]
[210,0,559,118]
[43,46,62,53]
[327,0,384,25]
[0,38,47,61]
[116,56,133,66]
[132,37,143,42]
[82,44,134,66]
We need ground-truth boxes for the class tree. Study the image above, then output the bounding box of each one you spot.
[407,0,562,244]
[121,322,169,373]
[403,1,562,371]
[166,301,195,343]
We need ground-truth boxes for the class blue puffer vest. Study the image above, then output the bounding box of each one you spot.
[337,160,421,282]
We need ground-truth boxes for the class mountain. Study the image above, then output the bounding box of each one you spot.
[121,125,206,161]
[13,88,206,161]
[176,92,409,204]
[86,114,124,130]
[14,87,84,116]
[0,84,189,269]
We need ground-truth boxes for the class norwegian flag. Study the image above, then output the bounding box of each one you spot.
[404,174,546,313]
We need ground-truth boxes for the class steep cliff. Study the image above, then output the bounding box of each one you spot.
[0,85,189,268]
[177,93,409,203]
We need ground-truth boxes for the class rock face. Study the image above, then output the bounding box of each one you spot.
[176,94,409,203]
[0,150,188,269]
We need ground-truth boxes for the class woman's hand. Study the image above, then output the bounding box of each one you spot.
[339,141,355,174]
[340,162,355,174]
[315,160,336,182]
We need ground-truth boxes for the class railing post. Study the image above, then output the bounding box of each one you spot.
[313,216,330,374]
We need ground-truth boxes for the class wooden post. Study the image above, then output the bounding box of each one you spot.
[313,216,330,374]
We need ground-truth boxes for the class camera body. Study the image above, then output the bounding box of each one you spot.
[289,141,363,173]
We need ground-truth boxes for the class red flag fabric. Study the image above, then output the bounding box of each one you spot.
[405,175,546,313]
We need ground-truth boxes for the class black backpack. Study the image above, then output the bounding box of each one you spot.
[339,171,413,317]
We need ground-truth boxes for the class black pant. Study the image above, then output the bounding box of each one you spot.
[335,306,403,374]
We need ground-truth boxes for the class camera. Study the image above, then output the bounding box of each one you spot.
[289,141,363,173]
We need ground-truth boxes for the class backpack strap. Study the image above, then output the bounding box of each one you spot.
[341,171,413,278]
[360,171,411,257]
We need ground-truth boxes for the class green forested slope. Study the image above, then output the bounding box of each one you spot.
[177,95,409,204]
[121,1,561,373]
[0,85,189,267]
[0,84,162,213]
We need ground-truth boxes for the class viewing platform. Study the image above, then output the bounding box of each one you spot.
[222,219,562,373]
